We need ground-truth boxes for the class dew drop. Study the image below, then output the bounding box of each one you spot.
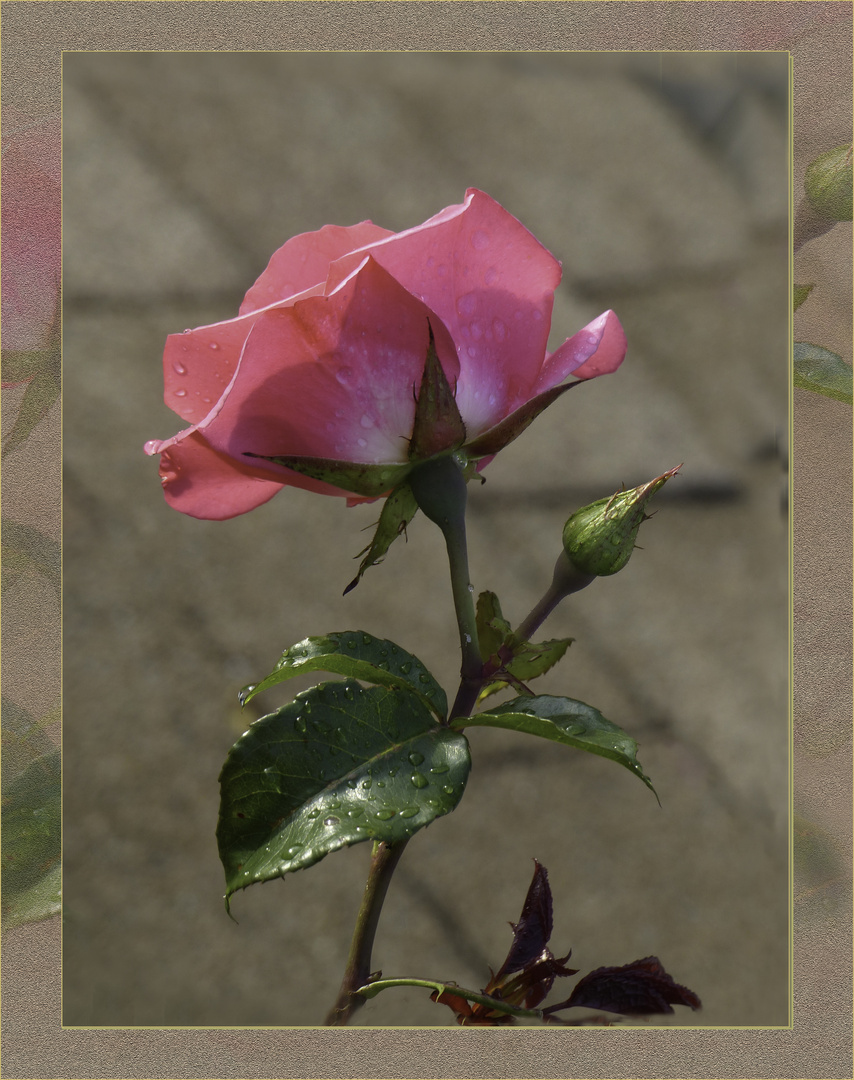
[418,674,430,684]
[466,346,477,358]
[470,229,490,250]
[456,292,477,318]
[287,844,303,856]
[410,772,429,789]
[323,816,340,826]
[430,764,449,774]
[360,414,374,429]
[347,807,364,818]
[376,780,386,788]
[172,361,187,375]
[336,366,353,384]
[174,388,188,397]
[408,752,424,766]
[182,328,192,334]
[307,808,321,819]
[492,318,507,342]
[357,438,368,448]
[375,808,395,820]
[209,342,220,350]
[399,661,412,674]
[399,807,419,819]
[362,633,373,645]
[443,785,456,795]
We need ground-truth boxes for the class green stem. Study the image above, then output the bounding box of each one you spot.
[355,977,545,1020]
[515,552,594,642]
[325,839,409,1025]
[408,456,483,721]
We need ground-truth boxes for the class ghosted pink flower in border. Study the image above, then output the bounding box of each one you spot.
[145,189,626,520]
[1,110,61,357]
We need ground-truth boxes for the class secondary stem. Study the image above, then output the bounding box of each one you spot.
[325,839,409,1026]
[516,552,595,642]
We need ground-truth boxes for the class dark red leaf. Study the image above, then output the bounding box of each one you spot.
[496,859,554,977]
[548,955,701,1016]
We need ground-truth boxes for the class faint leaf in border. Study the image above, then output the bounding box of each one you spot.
[792,284,814,312]
[793,342,853,405]
[1,748,61,929]
[1,519,61,600]
[2,367,61,459]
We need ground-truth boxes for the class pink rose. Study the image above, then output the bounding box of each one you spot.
[145,189,626,520]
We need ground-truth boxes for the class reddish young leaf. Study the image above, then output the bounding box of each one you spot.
[546,955,702,1017]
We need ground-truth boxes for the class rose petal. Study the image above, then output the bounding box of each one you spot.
[200,256,458,470]
[322,189,563,435]
[240,221,394,315]
[145,428,357,520]
[533,310,627,394]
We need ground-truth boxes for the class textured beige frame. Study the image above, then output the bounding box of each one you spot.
[2,2,851,1078]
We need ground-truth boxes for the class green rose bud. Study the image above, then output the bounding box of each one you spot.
[805,144,853,223]
[562,466,681,576]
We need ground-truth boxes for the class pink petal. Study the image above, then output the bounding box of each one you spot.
[200,256,459,471]
[533,310,627,394]
[239,221,394,315]
[145,429,355,520]
[322,189,563,435]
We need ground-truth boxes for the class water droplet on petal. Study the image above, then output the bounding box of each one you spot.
[174,388,188,397]
[466,346,477,358]
[471,229,490,250]
[492,318,506,341]
[360,414,374,429]
[484,266,498,286]
[209,342,220,350]
[172,361,187,375]
[456,292,477,318]
[336,366,353,385]
[357,438,367,448]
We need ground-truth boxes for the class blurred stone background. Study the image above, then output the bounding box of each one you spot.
[61,51,789,1028]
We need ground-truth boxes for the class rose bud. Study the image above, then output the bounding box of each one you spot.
[804,144,853,223]
[561,466,681,577]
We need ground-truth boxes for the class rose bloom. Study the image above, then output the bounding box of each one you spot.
[145,189,626,519]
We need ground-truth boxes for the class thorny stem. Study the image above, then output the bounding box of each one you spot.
[325,839,410,1025]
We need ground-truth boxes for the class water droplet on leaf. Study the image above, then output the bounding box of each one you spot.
[408,752,424,766]
[411,772,428,789]
[375,808,395,820]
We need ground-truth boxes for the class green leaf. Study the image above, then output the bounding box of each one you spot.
[345,482,419,594]
[1,748,61,929]
[475,591,573,702]
[1,519,61,601]
[476,590,513,660]
[793,283,815,312]
[240,631,447,721]
[2,369,61,459]
[217,680,470,909]
[793,342,853,405]
[452,695,657,800]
